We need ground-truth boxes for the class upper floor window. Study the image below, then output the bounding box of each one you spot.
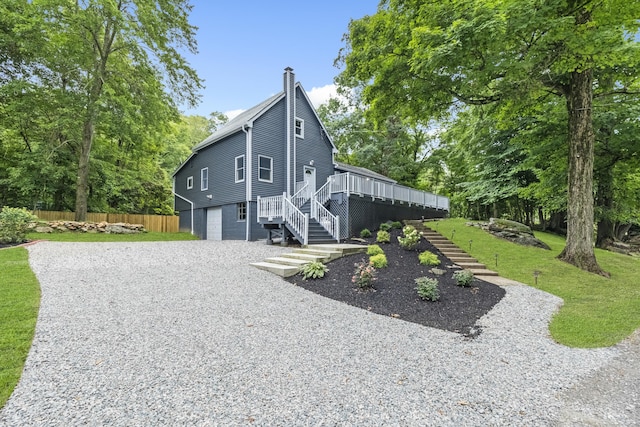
[235,155,245,183]
[258,155,273,183]
[295,118,304,139]
[201,167,208,191]
[186,176,193,189]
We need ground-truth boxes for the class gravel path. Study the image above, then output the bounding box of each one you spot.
[0,241,635,426]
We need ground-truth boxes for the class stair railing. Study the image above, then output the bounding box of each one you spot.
[291,182,310,208]
[311,180,340,241]
[283,193,308,245]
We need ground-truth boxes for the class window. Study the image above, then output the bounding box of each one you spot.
[186,176,193,189]
[235,155,245,183]
[295,118,304,139]
[258,155,273,183]
[237,202,247,221]
[201,167,208,191]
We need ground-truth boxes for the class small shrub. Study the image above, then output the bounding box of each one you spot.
[300,261,328,280]
[360,228,372,238]
[390,221,403,229]
[419,250,440,266]
[415,277,440,301]
[0,207,37,244]
[367,244,384,256]
[379,222,392,232]
[352,260,377,289]
[397,225,421,250]
[369,253,388,268]
[376,230,390,243]
[453,269,475,287]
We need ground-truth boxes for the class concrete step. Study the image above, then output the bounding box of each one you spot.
[294,247,342,260]
[264,256,310,267]
[456,262,487,269]
[306,243,367,256]
[250,261,299,278]
[470,268,499,277]
[448,256,477,263]
[280,252,329,262]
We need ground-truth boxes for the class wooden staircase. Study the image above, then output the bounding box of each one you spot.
[407,221,498,277]
[250,243,366,277]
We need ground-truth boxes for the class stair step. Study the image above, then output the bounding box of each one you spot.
[470,268,499,277]
[264,256,310,267]
[294,248,342,260]
[281,252,329,262]
[456,262,487,269]
[250,262,300,278]
[306,244,367,256]
[448,256,477,263]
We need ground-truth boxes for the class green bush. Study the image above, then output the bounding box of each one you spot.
[419,250,440,266]
[390,221,403,229]
[0,207,37,244]
[379,222,392,232]
[352,260,377,289]
[300,261,329,280]
[367,244,384,256]
[360,228,372,238]
[376,230,390,243]
[369,253,388,268]
[415,277,440,301]
[453,269,475,287]
[397,225,421,250]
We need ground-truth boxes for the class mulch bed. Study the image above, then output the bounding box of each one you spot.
[285,229,506,337]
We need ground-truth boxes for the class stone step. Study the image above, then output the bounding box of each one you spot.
[448,256,477,263]
[293,247,342,260]
[456,262,487,269]
[280,252,329,262]
[249,262,300,278]
[264,256,310,267]
[306,243,367,256]
[470,268,499,277]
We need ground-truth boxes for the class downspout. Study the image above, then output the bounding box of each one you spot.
[242,123,253,241]
[172,179,194,235]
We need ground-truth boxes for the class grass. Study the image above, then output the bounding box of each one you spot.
[1,230,197,410]
[0,248,40,409]
[429,218,640,348]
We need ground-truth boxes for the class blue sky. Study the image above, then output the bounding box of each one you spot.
[180,1,378,119]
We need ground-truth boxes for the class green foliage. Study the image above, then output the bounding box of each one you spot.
[369,253,388,268]
[376,230,390,243]
[360,228,372,238]
[390,221,403,229]
[0,207,37,244]
[366,244,384,256]
[300,261,329,280]
[397,225,421,250]
[0,248,40,408]
[415,277,440,301]
[419,251,440,266]
[453,270,475,287]
[351,260,377,289]
[379,222,392,232]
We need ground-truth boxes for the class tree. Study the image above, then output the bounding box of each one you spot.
[338,0,640,275]
[25,0,202,220]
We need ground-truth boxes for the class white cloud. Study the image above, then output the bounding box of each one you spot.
[307,84,340,108]
[224,109,244,121]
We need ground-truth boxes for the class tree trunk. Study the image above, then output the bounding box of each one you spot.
[557,69,608,276]
[595,167,615,249]
[74,119,94,221]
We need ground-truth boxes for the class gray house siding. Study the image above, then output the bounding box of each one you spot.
[177,207,207,240]
[294,87,334,191]
[252,99,286,198]
[221,204,245,240]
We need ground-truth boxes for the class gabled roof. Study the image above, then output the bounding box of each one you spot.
[334,162,397,184]
[192,92,284,152]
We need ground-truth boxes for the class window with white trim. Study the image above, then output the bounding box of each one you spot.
[258,155,273,183]
[201,167,208,191]
[237,202,246,221]
[235,155,245,183]
[295,117,304,139]
[186,176,193,189]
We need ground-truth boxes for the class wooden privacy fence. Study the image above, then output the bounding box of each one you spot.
[33,211,179,233]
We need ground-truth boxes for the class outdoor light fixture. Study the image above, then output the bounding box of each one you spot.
[206,194,213,199]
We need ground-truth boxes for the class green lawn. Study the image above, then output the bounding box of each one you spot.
[429,218,640,348]
[0,231,197,409]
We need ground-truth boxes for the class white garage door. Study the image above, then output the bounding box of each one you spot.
[206,207,222,240]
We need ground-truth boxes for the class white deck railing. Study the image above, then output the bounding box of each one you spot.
[291,182,310,208]
[257,194,283,220]
[311,181,339,241]
[283,195,308,245]
[328,172,449,211]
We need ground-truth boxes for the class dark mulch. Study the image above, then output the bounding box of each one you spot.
[285,229,506,337]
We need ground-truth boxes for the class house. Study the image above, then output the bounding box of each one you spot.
[173,68,449,244]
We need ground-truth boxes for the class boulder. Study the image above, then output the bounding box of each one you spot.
[34,226,54,233]
[483,218,551,250]
[105,224,137,234]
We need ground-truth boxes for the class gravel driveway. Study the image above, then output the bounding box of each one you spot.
[0,241,636,426]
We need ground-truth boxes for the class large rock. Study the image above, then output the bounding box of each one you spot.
[484,218,551,250]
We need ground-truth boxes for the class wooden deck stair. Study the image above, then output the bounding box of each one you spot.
[250,243,366,277]
[407,221,499,277]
